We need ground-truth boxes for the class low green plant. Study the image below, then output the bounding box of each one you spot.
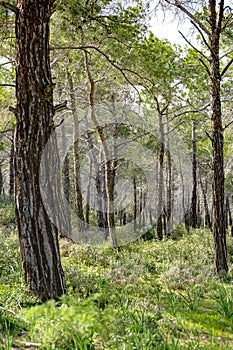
[0,309,27,350]
[213,285,233,319]
[163,290,180,316]
[20,295,115,349]
[179,287,202,311]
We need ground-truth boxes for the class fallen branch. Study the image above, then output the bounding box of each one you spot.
[14,340,42,348]
[0,306,17,316]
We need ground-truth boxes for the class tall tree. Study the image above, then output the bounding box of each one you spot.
[5,0,67,301]
[163,0,233,272]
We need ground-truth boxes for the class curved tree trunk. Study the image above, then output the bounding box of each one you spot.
[14,0,66,301]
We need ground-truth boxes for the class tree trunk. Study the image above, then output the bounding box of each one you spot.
[0,163,3,195]
[14,0,66,301]
[83,50,117,248]
[169,0,228,273]
[191,119,197,228]
[157,112,164,240]
[66,64,85,233]
[133,176,137,229]
[9,134,14,196]
[165,113,172,237]
[208,0,228,273]
[85,159,92,225]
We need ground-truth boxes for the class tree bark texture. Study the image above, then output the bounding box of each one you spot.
[14,0,66,301]
[208,0,228,272]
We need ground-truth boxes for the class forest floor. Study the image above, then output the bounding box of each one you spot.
[1,197,233,349]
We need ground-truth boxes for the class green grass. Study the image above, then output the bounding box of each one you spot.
[0,216,233,349]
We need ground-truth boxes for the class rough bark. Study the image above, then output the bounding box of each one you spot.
[168,0,228,272]
[14,0,66,301]
[208,0,228,272]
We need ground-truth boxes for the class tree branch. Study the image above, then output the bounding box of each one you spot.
[0,83,15,87]
[217,0,225,35]
[178,30,209,62]
[0,306,17,316]
[0,1,17,13]
[198,57,211,76]
[221,57,233,78]
[14,341,41,348]
[54,100,68,113]
[205,131,213,142]
[0,128,14,134]
[221,17,233,32]
[9,106,17,114]
[190,20,212,53]
[220,50,233,60]
[165,0,210,36]
[223,119,233,131]
[0,60,14,67]
[50,45,144,97]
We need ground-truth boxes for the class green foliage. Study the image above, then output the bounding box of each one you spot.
[0,195,15,227]
[20,296,114,349]
[1,225,233,349]
[1,202,233,349]
[213,285,233,319]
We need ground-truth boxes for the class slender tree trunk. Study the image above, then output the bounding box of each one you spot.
[0,163,3,195]
[165,114,172,237]
[200,175,212,230]
[62,147,70,204]
[85,159,92,225]
[61,131,72,238]
[191,119,197,228]
[133,176,137,229]
[14,0,66,301]
[83,50,117,248]
[157,112,164,240]
[57,85,72,238]
[66,64,85,232]
[139,175,143,228]
[224,196,229,232]
[9,135,14,196]
[85,128,106,230]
